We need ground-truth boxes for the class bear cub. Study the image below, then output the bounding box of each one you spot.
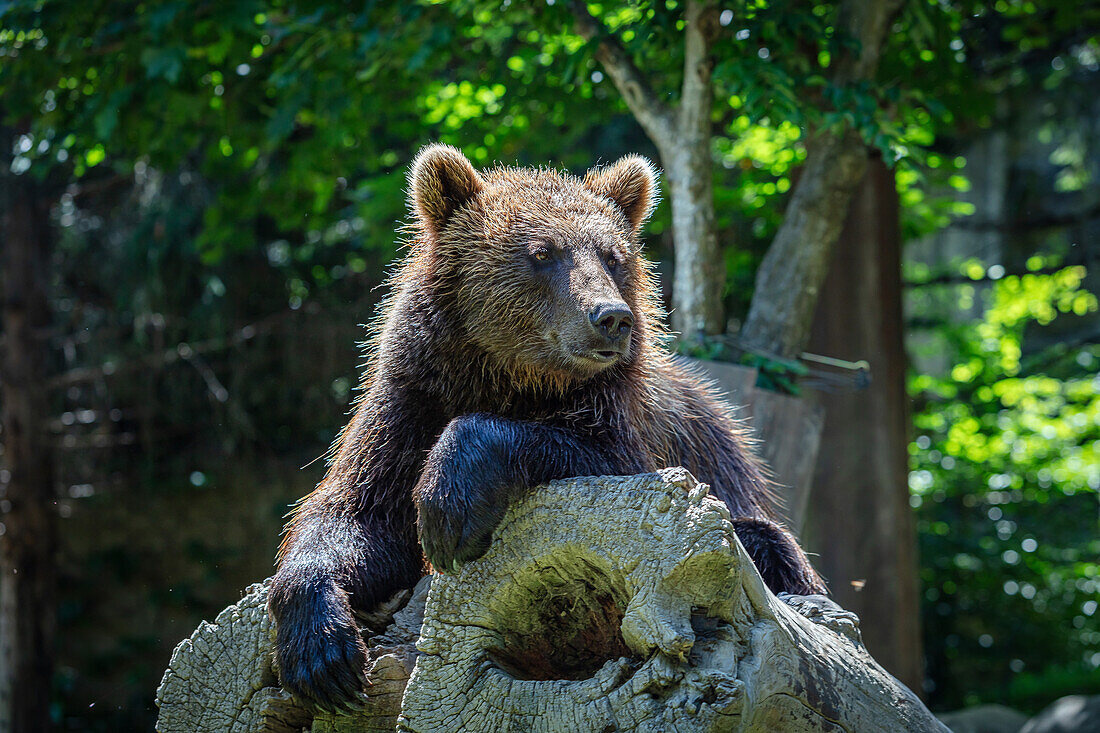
[269,145,825,712]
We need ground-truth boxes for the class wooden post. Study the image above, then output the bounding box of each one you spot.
[802,156,923,693]
[685,359,824,536]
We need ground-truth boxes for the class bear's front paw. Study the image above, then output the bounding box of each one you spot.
[416,482,504,573]
[270,579,369,714]
[415,415,511,572]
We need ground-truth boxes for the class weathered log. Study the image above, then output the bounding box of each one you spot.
[156,470,946,733]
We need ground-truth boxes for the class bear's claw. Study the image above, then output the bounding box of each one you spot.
[276,623,368,713]
[777,592,863,645]
[418,501,499,573]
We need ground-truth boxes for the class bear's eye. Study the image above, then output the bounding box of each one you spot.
[606,255,619,270]
[531,248,552,263]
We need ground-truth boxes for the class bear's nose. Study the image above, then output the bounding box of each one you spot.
[589,302,634,340]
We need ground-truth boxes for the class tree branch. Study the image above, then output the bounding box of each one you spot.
[951,203,1100,232]
[43,305,312,391]
[905,259,1096,288]
[569,1,676,148]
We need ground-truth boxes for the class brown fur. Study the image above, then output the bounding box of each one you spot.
[268,145,824,712]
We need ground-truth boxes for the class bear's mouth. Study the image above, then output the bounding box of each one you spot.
[572,348,626,365]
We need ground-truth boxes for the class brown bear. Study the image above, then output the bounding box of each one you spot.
[269,144,825,712]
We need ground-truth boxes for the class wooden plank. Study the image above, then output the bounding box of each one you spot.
[749,389,825,534]
[683,358,824,536]
[684,358,758,409]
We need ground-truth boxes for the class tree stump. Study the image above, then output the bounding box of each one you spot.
[156,469,946,733]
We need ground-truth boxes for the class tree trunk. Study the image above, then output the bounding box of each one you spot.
[803,157,923,693]
[665,145,723,339]
[665,0,723,339]
[156,471,946,733]
[0,124,59,733]
[739,0,905,359]
[740,133,869,358]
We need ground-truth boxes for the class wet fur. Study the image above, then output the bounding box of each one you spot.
[269,147,825,712]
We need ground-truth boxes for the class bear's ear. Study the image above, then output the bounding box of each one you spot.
[583,154,660,232]
[409,144,483,235]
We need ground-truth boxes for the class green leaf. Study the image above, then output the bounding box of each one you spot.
[140,45,186,84]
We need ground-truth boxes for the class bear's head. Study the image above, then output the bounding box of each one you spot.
[408,144,661,385]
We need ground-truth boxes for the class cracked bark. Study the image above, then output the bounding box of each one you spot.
[156,471,944,733]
